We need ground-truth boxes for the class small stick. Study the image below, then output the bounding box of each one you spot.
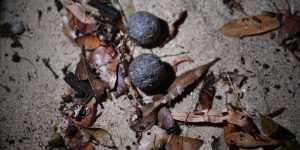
[42,58,59,79]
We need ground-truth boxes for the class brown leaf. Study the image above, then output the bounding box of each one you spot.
[89,78,109,101]
[224,131,281,148]
[88,46,118,89]
[157,107,176,131]
[165,134,203,150]
[82,127,117,149]
[172,109,254,130]
[75,35,103,51]
[82,127,110,142]
[130,105,157,132]
[194,73,216,111]
[218,15,280,38]
[172,109,225,124]
[260,114,295,141]
[165,58,220,105]
[75,56,89,81]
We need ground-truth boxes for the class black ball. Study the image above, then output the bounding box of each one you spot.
[127,11,161,47]
[128,54,175,95]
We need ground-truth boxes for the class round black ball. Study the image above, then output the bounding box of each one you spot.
[128,54,175,95]
[127,11,161,47]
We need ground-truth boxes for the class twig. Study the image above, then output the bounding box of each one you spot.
[42,58,59,79]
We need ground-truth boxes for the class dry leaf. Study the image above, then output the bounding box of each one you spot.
[75,55,89,81]
[75,35,103,50]
[194,73,216,111]
[89,78,109,101]
[157,107,176,131]
[82,127,110,142]
[130,105,157,132]
[165,135,203,150]
[260,114,295,141]
[88,46,118,89]
[172,109,253,130]
[218,15,280,37]
[224,131,281,148]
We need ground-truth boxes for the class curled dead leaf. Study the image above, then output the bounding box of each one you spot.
[218,15,280,38]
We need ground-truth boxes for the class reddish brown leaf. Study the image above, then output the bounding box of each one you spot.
[75,35,103,50]
[218,15,280,37]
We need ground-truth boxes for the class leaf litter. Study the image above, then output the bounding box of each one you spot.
[51,0,300,149]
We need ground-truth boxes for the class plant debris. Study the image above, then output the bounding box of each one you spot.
[52,0,299,149]
[218,15,280,38]
[42,58,59,79]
